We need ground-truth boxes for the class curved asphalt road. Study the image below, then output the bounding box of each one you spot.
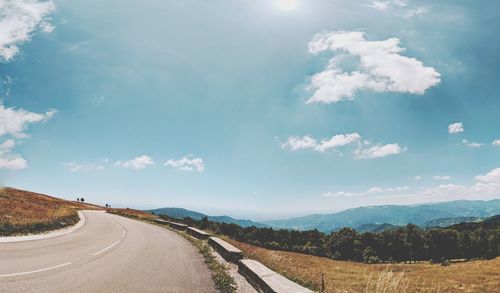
[0,211,216,293]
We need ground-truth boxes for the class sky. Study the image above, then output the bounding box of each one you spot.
[0,0,499,220]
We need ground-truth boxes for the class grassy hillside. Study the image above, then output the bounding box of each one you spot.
[226,238,500,293]
[0,187,101,236]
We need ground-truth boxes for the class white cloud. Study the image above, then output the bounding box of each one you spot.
[422,168,500,200]
[414,176,422,180]
[307,69,369,104]
[367,187,383,193]
[39,21,54,33]
[326,167,500,204]
[281,133,361,152]
[475,168,500,183]
[0,103,56,138]
[386,186,410,192]
[448,122,464,134]
[321,191,359,197]
[315,133,361,152]
[165,154,204,173]
[307,31,440,104]
[462,139,483,148]
[0,138,26,170]
[404,6,428,18]
[354,143,404,159]
[322,185,410,197]
[282,133,403,159]
[367,0,428,18]
[63,161,104,172]
[432,175,451,180]
[0,103,56,171]
[281,135,317,151]
[367,1,395,12]
[421,183,467,198]
[115,155,154,170]
[0,0,56,61]
[492,140,500,147]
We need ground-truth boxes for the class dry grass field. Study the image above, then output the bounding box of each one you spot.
[0,187,101,236]
[225,239,500,293]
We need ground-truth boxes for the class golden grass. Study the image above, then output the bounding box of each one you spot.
[0,187,101,235]
[225,239,500,293]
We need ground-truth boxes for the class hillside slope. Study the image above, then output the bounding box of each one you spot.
[226,238,500,293]
[0,187,101,236]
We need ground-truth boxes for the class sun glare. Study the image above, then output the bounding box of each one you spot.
[274,0,299,11]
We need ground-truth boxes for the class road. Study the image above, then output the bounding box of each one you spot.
[0,211,216,293]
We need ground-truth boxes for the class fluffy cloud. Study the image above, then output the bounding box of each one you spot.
[115,155,154,170]
[307,69,369,104]
[432,175,451,180]
[165,155,204,172]
[475,168,500,183]
[0,103,56,138]
[354,143,404,159]
[414,176,422,180]
[282,133,403,159]
[280,135,317,151]
[448,122,464,134]
[0,0,56,61]
[462,139,483,148]
[0,138,26,170]
[315,133,361,152]
[322,185,409,197]
[0,103,56,171]
[492,140,500,147]
[307,31,440,104]
[282,133,361,152]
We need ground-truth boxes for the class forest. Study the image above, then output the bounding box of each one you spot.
[158,213,500,264]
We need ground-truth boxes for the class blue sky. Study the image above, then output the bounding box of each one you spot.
[0,0,499,220]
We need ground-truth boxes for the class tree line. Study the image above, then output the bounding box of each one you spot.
[158,214,500,264]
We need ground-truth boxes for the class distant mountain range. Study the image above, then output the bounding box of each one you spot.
[146,207,269,228]
[262,199,500,233]
[146,199,500,233]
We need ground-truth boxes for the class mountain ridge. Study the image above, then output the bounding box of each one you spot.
[146,207,269,228]
[146,199,500,233]
[263,199,500,232]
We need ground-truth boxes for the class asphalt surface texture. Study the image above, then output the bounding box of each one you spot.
[0,211,216,293]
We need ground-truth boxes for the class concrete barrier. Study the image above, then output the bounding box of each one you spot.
[168,221,188,231]
[186,227,210,240]
[238,259,312,293]
[208,237,243,263]
[154,219,169,225]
